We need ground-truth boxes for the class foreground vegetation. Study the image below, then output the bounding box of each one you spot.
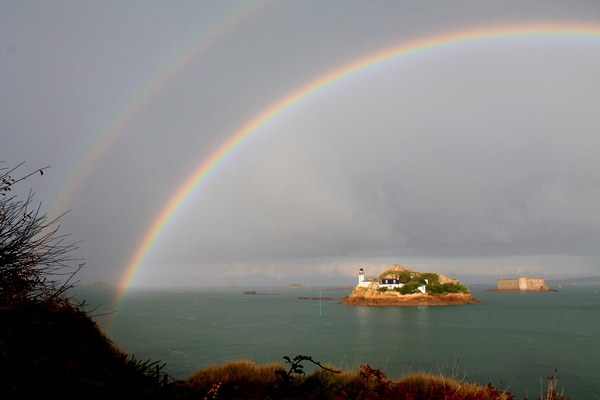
[150,358,567,400]
[1,162,160,399]
[1,299,161,399]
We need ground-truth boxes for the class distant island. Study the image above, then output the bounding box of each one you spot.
[487,276,554,292]
[243,288,278,295]
[80,282,112,288]
[283,283,312,289]
[342,265,479,306]
[547,276,600,285]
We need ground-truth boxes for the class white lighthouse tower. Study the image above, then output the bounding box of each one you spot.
[358,268,366,287]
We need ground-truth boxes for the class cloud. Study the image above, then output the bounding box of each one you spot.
[4,1,600,287]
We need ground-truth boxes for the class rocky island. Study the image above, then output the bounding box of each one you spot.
[342,265,479,306]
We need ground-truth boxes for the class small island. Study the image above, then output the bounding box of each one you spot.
[80,282,112,288]
[243,288,279,295]
[283,283,312,289]
[342,265,479,306]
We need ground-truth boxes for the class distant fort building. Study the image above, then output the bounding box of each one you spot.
[496,276,550,291]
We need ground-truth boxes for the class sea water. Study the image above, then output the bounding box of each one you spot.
[71,285,600,399]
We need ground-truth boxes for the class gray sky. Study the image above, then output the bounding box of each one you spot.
[3,1,600,288]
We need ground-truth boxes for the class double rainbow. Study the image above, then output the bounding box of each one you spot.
[116,22,600,304]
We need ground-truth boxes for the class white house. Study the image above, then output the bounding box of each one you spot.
[380,278,404,289]
[357,268,427,293]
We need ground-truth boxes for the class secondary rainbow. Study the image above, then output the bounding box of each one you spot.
[116,22,600,301]
[47,0,270,220]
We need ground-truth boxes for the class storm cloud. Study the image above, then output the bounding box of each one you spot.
[3,1,600,287]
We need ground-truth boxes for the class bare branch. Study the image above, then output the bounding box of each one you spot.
[1,161,82,308]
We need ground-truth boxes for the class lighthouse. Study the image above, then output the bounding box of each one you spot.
[358,268,365,286]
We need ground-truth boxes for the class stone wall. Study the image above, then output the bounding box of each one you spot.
[497,276,548,291]
[497,279,519,290]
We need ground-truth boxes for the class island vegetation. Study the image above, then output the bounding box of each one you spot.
[0,161,567,399]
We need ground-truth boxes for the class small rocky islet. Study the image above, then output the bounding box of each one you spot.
[342,264,479,306]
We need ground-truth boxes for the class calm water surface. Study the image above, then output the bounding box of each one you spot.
[72,285,599,399]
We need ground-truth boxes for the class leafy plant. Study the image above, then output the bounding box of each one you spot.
[126,355,170,386]
[276,355,341,383]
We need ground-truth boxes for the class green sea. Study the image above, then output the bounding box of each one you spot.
[72,284,599,399]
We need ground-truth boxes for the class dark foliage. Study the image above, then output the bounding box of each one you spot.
[0,161,165,399]
[0,301,157,399]
[277,354,341,381]
[0,162,80,307]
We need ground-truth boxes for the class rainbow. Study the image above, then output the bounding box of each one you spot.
[116,22,600,303]
[48,0,270,219]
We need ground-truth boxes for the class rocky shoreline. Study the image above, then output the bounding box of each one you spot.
[485,289,556,293]
[296,297,346,300]
[342,291,479,306]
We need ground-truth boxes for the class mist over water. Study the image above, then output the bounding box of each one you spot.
[74,285,599,399]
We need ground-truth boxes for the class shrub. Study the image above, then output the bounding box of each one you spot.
[0,162,80,308]
[397,281,421,294]
[397,270,413,283]
[443,283,469,294]
[416,272,440,285]
[427,282,446,294]
[427,282,469,295]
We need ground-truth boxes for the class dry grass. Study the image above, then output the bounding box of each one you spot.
[177,360,287,399]
[397,372,515,400]
[187,359,285,388]
[161,360,523,400]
